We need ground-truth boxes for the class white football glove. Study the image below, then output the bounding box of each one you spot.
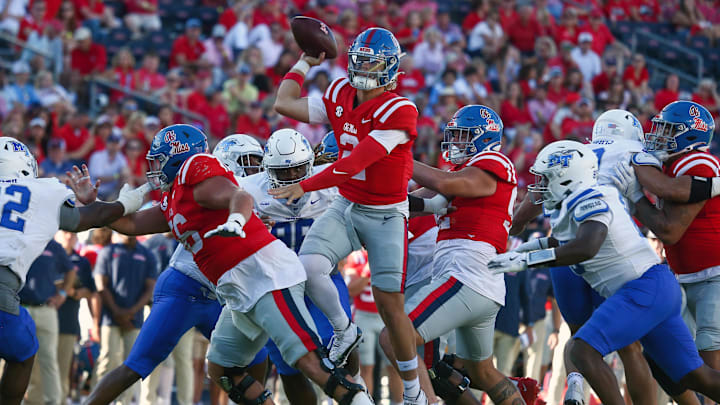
[611,160,645,203]
[515,237,550,253]
[116,183,152,215]
[204,213,247,238]
[423,194,450,216]
[488,252,528,274]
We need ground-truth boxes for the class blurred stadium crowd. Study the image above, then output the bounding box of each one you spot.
[1,0,720,403]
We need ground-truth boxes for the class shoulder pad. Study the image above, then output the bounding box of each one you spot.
[565,188,603,212]
[631,152,662,169]
[573,198,609,222]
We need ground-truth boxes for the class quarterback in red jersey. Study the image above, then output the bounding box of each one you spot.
[106,124,372,405]
[614,101,720,377]
[273,27,427,404]
[383,105,526,405]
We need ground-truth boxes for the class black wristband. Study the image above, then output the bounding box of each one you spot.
[689,176,712,203]
[408,195,425,212]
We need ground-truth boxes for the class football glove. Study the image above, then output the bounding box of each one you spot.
[611,160,645,203]
[204,213,247,238]
[116,183,151,215]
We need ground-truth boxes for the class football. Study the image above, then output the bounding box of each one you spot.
[290,16,338,59]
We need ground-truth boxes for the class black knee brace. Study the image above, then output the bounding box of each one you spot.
[324,367,366,405]
[218,368,272,405]
[442,353,470,378]
[429,360,470,404]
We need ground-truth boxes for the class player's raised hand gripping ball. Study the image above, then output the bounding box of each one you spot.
[291,16,338,59]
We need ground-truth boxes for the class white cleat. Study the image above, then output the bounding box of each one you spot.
[563,378,585,405]
[329,322,363,366]
[403,390,428,405]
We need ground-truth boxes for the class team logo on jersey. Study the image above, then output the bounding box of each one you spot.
[170,141,190,155]
[548,152,573,168]
[336,106,343,117]
[343,122,357,134]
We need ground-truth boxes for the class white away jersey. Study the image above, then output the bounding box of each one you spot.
[238,164,338,252]
[547,185,659,297]
[0,177,73,284]
[589,137,644,187]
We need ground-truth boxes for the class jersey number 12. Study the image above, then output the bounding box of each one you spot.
[0,185,31,232]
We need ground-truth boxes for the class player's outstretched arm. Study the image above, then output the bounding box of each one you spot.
[270,136,389,203]
[194,176,255,238]
[109,206,170,236]
[412,160,497,199]
[509,192,543,236]
[274,53,326,123]
[633,198,705,245]
[489,222,607,274]
[613,153,720,204]
[635,165,720,204]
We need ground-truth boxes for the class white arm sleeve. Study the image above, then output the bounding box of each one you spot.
[308,96,330,125]
[369,129,410,153]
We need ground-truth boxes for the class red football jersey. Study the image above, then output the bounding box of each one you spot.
[322,78,418,205]
[345,250,377,313]
[408,215,437,244]
[161,154,276,284]
[436,151,518,253]
[663,151,720,275]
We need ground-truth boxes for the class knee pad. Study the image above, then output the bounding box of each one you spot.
[644,351,687,397]
[428,360,470,404]
[300,254,334,277]
[218,368,272,405]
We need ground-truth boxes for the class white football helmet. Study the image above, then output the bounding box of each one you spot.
[0,137,38,178]
[263,129,314,188]
[528,140,598,207]
[591,109,644,142]
[212,134,264,177]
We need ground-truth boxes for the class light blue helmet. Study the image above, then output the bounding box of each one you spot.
[347,28,404,90]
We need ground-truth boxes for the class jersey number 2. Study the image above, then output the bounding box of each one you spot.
[339,133,366,181]
[0,185,31,232]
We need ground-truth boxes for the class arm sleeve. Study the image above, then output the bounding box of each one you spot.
[59,203,81,231]
[308,96,330,125]
[299,136,388,192]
